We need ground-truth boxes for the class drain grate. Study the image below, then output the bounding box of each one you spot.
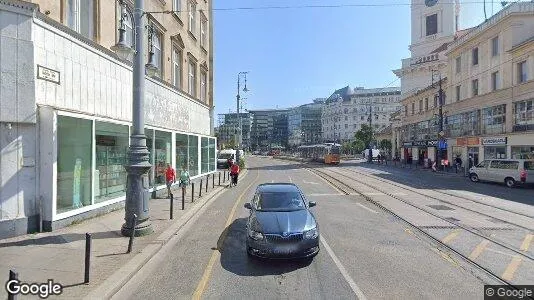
[427,204,454,211]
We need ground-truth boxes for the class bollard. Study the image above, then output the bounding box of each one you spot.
[127,214,137,254]
[206,175,209,193]
[170,193,174,220]
[191,182,195,203]
[224,171,226,182]
[219,172,221,186]
[199,179,202,197]
[8,270,18,300]
[212,173,215,188]
[182,186,185,210]
[84,233,91,284]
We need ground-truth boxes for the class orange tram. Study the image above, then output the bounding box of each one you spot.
[298,143,341,164]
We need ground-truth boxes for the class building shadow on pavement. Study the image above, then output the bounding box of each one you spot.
[0,231,123,248]
[216,218,311,276]
[247,164,305,171]
[340,161,534,206]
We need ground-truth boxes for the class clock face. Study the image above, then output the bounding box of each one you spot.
[425,0,438,7]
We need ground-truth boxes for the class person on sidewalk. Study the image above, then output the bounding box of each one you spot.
[230,161,240,187]
[179,166,190,190]
[165,164,176,198]
[455,155,463,173]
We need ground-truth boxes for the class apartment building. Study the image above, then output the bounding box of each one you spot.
[0,0,215,238]
[396,1,534,165]
[287,99,324,147]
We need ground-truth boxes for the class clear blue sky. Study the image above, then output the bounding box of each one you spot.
[213,0,507,118]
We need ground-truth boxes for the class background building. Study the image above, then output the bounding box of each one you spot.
[322,86,402,143]
[216,113,252,149]
[288,98,325,147]
[0,0,215,238]
[249,109,289,151]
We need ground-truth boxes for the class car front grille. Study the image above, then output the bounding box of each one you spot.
[265,233,303,242]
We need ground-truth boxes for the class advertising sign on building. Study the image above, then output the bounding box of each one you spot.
[456,137,480,146]
[481,137,507,145]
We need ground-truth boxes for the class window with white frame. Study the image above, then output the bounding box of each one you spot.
[456,85,461,101]
[188,1,196,35]
[200,70,207,103]
[151,26,163,77]
[200,16,207,48]
[491,36,499,56]
[472,79,479,96]
[172,47,182,89]
[491,71,499,91]
[472,47,479,65]
[188,60,197,97]
[518,61,528,83]
[66,0,96,40]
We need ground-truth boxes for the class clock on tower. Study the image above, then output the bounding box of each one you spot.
[425,0,438,7]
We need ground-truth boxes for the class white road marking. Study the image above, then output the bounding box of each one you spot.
[320,236,367,300]
[289,176,293,183]
[303,180,319,185]
[356,203,378,214]
[363,192,385,196]
[271,179,274,183]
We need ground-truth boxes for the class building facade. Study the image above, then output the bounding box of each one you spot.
[288,98,324,147]
[0,0,215,238]
[395,2,534,165]
[322,86,402,143]
[248,109,289,151]
[216,113,252,150]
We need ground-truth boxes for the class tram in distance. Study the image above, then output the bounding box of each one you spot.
[297,143,341,164]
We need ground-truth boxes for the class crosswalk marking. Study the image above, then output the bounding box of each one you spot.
[520,234,533,252]
[502,256,522,281]
[441,229,461,244]
[468,240,490,260]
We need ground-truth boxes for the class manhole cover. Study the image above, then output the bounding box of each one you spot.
[444,217,460,222]
[428,205,454,211]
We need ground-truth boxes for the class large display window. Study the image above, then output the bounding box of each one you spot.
[209,138,216,171]
[188,135,199,176]
[95,121,129,203]
[484,146,506,159]
[201,137,209,174]
[511,146,534,159]
[176,133,189,172]
[145,129,155,187]
[57,116,93,213]
[154,130,172,185]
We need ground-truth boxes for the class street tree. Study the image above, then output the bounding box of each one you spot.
[354,124,373,147]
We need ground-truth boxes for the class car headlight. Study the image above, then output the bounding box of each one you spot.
[304,228,318,239]
[248,228,264,241]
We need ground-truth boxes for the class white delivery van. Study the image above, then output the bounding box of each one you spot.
[469,159,533,188]
[362,149,380,160]
[217,149,236,169]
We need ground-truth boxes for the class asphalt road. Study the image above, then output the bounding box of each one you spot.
[114,156,491,300]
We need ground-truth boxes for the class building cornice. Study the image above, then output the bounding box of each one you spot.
[0,0,37,16]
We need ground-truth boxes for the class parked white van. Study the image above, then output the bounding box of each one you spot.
[468,159,533,188]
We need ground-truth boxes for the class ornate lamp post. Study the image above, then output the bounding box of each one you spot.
[235,72,249,164]
[432,69,445,170]
[112,0,161,237]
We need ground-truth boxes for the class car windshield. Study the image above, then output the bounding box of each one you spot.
[218,154,233,159]
[256,191,306,211]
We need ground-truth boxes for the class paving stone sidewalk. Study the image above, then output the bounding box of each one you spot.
[0,171,231,299]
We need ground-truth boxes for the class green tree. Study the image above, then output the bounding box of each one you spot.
[354,124,373,147]
[223,138,236,150]
[352,139,366,153]
[379,139,392,152]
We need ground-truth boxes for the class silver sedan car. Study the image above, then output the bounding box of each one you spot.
[244,183,319,260]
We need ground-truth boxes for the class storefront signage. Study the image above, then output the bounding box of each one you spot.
[37,65,60,84]
[481,137,507,145]
[410,53,439,66]
[411,140,438,147]
[456,137,480,146]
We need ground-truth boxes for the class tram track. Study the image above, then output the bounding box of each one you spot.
[306,167,534,288]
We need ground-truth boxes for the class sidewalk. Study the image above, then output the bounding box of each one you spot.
[361,160,467,178]
[0,170,238,299]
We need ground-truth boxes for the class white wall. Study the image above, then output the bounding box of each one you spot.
[32,18,211,135]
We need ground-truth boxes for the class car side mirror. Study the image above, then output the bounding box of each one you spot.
[308,201,316,208]
[244,203,252,210]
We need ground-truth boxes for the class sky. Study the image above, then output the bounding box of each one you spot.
[213,0,512,119]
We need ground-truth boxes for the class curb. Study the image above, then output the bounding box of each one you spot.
[84,169,249,300]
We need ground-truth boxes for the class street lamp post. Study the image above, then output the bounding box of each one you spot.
[235,72,249,164]
[112,0,161,237]
[432,70,445,170]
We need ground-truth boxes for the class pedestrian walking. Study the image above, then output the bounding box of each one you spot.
[230,161,240,187]
[455,155,463,173]
[179,166,190,189]
[165,164,176,198]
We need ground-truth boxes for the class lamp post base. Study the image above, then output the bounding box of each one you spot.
[121,220,154,237]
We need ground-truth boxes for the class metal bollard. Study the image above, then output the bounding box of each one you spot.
[199,179,203,197]
[170,193,174,220]
[8,270,18,300]
[191,182,195,203]
[212,173,215,188]
[84,233,91,284]
[206,175,209,193]
[127,214,137,254]
[219,172,221,186]
[182,186,185,210]
[224,171,226,182]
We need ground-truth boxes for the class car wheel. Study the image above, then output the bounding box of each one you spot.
[469,173,479,182]
[505,177,515,188]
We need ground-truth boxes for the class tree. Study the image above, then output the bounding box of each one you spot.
[352,139,366,153]
[223,138,237,150]
[354,124,373,148]
[379,139,392,155]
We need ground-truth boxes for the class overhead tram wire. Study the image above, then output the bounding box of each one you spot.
[145,1,527,14]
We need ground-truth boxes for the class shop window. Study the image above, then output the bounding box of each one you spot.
[482,104,506,135]
[154,131,172,185]
[484,146,506,159]
[513,99,534,132]
[201,137,209,174]
[57,116,93,214]
[511,146,534,159]
[176,133,189,171]
[95,121,129,203]
[188,135,199,176]
[209,138,216,171]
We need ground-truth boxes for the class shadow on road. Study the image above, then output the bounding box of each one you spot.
[339,161,534,206]
[216,218,312,276]
[247,163,305,171]
[0,231,123,247]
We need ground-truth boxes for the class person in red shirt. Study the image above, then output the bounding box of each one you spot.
[165,164,176,198]
[230,161,240,186]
